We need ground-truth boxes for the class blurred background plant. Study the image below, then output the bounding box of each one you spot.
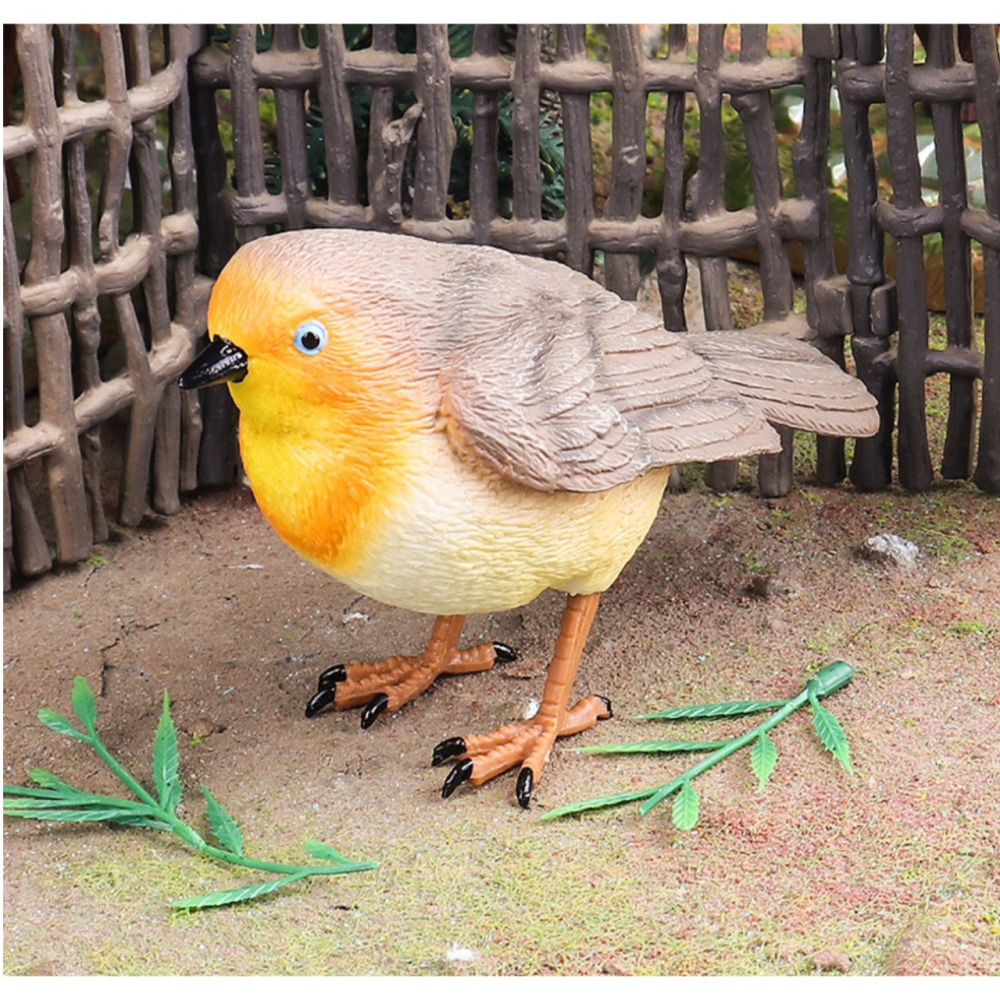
[6,23,986,307]
[4,24,990,337]
[209,23,988,308]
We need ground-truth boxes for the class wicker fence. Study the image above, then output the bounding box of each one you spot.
[4,24,999,590]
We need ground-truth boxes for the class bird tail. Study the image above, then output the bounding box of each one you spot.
[684,331,880,438]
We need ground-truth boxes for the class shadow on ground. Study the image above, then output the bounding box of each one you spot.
[4,476,999,975]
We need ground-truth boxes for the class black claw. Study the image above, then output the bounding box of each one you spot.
[516,767,534,809]
[441,758,474,799]
[305,686,336,718]
[597,695,613,719]
[432,736,467,766]
[492,642,518,664]
[360,692,390,729]
[316,664,347,690]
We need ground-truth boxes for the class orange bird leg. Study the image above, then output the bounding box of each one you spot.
[433,592,611,808]
[305,614,516,728]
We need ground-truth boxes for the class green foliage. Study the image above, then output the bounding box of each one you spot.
[672,781,700,831]
[36,708,89,743]
[809,684,855,775]
[577,739,729,755]
[449,88,567,219]
[202,786,245,857]
[171,872,312,911]
[751,732,778,791]
[153,692,182,813]
[544,660,856,829]
[641,698,788,720]
[4,678,377,910]
[71,675,97,730]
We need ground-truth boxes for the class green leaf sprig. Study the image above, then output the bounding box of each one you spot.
[542,660,856,827]
[4,677,377,909]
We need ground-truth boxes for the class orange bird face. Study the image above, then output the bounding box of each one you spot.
[205,241,367,426]
[180,234,426,575]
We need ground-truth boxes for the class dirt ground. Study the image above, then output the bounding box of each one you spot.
[4,463,999,976]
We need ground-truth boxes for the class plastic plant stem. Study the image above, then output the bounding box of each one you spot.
[541,660,854,820]
[5,679,378,895]
[639,662,854,816]
[85,730,372,877]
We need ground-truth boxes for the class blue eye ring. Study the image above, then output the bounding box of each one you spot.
[293,320,328,356]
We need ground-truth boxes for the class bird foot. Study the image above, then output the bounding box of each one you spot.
[305,640,516,727]
[433,694,612,807]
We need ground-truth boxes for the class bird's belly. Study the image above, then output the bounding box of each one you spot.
[313,432,670,616]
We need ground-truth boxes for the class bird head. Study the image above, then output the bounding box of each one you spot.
[179,232,417,438]
[178,231,431,568]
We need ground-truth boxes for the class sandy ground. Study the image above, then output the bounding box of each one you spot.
[4,465,999,976]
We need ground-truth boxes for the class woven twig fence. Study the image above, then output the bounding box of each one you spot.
[838,25,1000,493]
[4,25,999,591]
[3,25,209,590]
[186,23,858,498]
[184,23,1000,498]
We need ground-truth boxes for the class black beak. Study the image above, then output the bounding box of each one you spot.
[178,337,249,390]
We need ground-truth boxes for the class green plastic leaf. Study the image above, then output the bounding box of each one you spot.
[26,769,77,793]
[751,732,778,791]
[304,840,352,865]
[71,676,98,730]
[550,661,857,823]
[10,678,374,907]
[642,698,788,720]
[3,786,168,831]
[574,740,730,754]
[639,775,691,817]
[672,781,700,831]
[5,781,165,817]
[153,692,181,813]
[6,791,126,809]
[36,709,89,743]
[541,787,659,820]
[811,702,854,774]
[103,815,174,831]
[4,784,72,802]
[202,786,244,856]
[4,803,158,824]
[171,871,310,910]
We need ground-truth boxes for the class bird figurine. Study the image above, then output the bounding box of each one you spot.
[179,229,878,808]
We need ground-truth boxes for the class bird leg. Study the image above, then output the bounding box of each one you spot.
[433,592,611,808]
[304,614,516,728]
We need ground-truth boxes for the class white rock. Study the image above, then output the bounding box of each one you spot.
[861,533,920,567]
[445,944,478,962]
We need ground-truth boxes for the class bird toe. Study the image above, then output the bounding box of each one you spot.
[492,642,518,664]
[431,736,467,766]
[441,759,474,799]
[304,686,337,718]
[515,767,534,809]
[359,692,390,729]
[316,664,347,689]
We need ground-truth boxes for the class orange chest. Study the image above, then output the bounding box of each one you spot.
[237,418,411,575]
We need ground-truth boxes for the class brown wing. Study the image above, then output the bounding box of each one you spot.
[436,254,778,493]
[684,331,881,438]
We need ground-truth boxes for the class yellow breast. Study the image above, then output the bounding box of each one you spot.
[323,427,671,615]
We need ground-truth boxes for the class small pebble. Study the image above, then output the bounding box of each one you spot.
[860,533,919,568]
[811,948,851,973]
[185,716,225,739]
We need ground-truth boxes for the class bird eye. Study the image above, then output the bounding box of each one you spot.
[293,320,328,356]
